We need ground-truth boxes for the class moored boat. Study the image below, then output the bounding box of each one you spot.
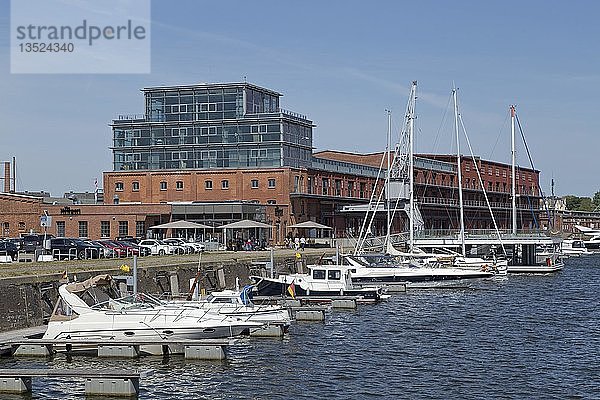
[43,275,262,342]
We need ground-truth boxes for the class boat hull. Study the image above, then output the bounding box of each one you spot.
[251,277,382,302]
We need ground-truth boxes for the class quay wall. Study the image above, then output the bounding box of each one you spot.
[0,249,331,332]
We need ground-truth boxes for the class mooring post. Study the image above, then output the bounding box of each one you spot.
[270,247,274,278]
[133,255,138,296]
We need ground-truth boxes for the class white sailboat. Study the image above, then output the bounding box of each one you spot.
[347,82,498,287]
[504,106,564,273]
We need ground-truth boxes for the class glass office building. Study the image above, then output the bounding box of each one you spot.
[111,83,314,171]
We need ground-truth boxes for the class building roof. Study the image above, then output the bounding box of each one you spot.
[313,150,539,173]
[141,82,282,97]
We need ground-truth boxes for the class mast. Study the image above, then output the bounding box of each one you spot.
[452,87,466,256]
[408,81,417,253]
[385,109,392,248]
[511,105,517,235]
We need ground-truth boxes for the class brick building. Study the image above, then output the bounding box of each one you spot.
[0,82,543,242]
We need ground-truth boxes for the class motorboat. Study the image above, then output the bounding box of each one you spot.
[43,275,262,342]
[561,239,591,257]
[343,254,496,288]
[250,264,386,303]
[173,288,292,329]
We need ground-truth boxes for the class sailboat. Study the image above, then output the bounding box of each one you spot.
[345,81,498,287]
[503,105,564,273]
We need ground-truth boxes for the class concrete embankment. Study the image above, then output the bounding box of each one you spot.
[0,248,334,332]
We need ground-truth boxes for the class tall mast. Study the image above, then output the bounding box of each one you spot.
[408,81,417,253]
[452,87,466,256]
[386,109,392,247]
[511,105,517,235]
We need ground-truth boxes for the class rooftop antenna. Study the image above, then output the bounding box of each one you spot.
[243,76,247,83]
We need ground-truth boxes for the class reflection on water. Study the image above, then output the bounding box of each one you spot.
[2,255,600,399]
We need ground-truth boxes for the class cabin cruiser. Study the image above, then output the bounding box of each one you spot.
[250,265,386,303]
[343,253,497,287]
[174,288,292,329]
[43,275,262,341]
[560,239,590,257]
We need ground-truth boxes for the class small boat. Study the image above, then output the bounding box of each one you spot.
[561,239,591,257]
[43,275,262,342]
[173,288,292,329]
[250,265,385,303]
[344,254,496,288]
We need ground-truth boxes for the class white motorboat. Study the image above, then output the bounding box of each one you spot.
[43,275,262,342]
[561,239,591,257]
[251,264,386,303]
[173,288,292,328]
[344,254,496,288]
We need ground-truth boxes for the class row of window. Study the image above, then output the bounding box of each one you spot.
[54,220,145,238]
[115,179,277,192]
[465,163,534,181]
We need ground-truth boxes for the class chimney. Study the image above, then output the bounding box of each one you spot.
[3,162,10,193]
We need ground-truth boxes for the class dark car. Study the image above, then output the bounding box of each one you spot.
[5,237,24,251]
[0,241,18,261]
[21,234,54,253]
[49,238,103,260]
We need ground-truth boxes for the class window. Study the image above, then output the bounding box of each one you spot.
[176,181,184,190]
[251,179,259,189]
[328,270,341,280]
[78,221,88,238]
[115,182,124,191]
[57,221,65,237]
[100,221,110,238]
[312,269,326,280]
[160,181,167,191]
[221,180,229,189]
[268,178,276,188]
[205,180,213,190]
[119,221,129,237]
[496,169,500,177]
[136,221,145,238]
[132,181,140,191]
[322,178,329,195]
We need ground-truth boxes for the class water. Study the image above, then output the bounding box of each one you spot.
[3,255,600,399]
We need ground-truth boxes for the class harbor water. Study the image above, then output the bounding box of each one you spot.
[2,255,599,399]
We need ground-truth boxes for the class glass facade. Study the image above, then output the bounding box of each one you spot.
[111,83,313,171]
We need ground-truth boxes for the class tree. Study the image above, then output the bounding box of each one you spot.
[593,191,600,208]
[565,195,581,211]
[579,197,595,212]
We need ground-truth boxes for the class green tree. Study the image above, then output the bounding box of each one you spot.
[593,191,600,207]
[579,197,595,211]
[565,195,581,210]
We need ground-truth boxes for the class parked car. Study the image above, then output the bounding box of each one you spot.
[5,237,24,251]
[0,241,18,261]
[86,240,115,258]
[124,242,151,256]
[164,238,205,253]
[115,240,142,257]
[21,233,54,253]
[137,239,174,255]
[49,238,103,260]
[98,240,127,257]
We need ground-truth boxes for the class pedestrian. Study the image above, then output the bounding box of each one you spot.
[294,236,300,251]
[300,237,306,251]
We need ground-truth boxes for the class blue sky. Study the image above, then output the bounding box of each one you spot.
[0,0,598,197]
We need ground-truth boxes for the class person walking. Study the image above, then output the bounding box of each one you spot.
[300,237,306,251]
